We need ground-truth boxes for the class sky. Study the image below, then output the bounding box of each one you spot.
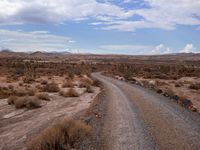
[0,0,200,55]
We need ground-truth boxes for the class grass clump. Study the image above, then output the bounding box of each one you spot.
[60,88,79,97]
[43,82,59,93]
[62,80,74,88]
[27,119,91,150]
[79,78,93,88]
[7,96,18,105]
[85,86,93,93]
[189,83,200,90]
[36,93,50,101]
[13,96,41,109]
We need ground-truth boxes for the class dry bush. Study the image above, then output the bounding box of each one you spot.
[14,96,41,109]
[36,93,50,101]
[26,88,36,96]
[26,97,41,109]
[18,82,23,86]
[189,83,200,90]
[40,80,48,85]
[0,86,13,99]
[174,82,183,87]
[14,89,27,97]
[85,86,93,93]
[79,78,93,88]
[7,96,18,105]
[60,88,79,97]
[27,119,91,150]
[62,80,74,88]
[92,79,101,87]
[14,96,28,108]
[43,82,59,93]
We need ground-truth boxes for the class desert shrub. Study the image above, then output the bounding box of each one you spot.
[27,119,91,150]
[40,80,48,85]
[18,82,23,86]
[62,80,74,88]
[85,86,93,93]
[189,83,200,90]
[0,86,13,99]
[26,97,41,109]
[7,96,18,105]
[14,89,27,97]
[23,76,35,84]
[27,88,36,96]
[92,79,101,87]
[8,85,14,90]
[14,96,28,108]
[43,82,59,93]
[59,88,79,97]
[79,78,93,88]
[174,82,183,87]
[36,93,50,101]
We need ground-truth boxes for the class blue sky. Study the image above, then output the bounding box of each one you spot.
[0,0,200,55]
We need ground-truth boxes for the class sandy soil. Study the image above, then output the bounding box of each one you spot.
[0,87,100,150]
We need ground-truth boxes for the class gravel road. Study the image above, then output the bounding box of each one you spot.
[92,73,200,150]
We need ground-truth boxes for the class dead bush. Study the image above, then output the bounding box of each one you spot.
[60,88,79,97]
[36,93,50,101]
[26,97,41,109]
[43,82,59,93]
[92,79,101,87]
[85,86,93,93]
[0,86,13,99]
[79,78,93,88]
[7,96,18,105]
[40,80,48,85]
[14,89,27,97]
[14,96,28,108]
[62,80,74,88]
[26,88,36,96]
[27,119,91,150]
[189,83,200,90]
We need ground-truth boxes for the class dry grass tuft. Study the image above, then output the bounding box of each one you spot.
[85,86,93,93]
[36,93,50,101]
[7,96,18,105]
[62,80,74,88]
[27,119,91,150]
[43,82,59,93]
[79,78,93,88]
[14,96,41,109]
[0,86,13,99]
[59,88,79,97]
[189,83,200,90]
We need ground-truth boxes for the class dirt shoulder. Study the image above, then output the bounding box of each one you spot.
[0,87,100,150]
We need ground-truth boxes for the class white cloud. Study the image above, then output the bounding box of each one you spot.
[0,0,199,31]
[151,44,172,54]
[0,29,74,52]
[180,44,195,53]
[100,44,153,51]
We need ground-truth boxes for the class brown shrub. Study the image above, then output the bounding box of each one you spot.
[40,80,48,85]
[79,78,93,88]
[43,82,59,93]
[14,96,28,108]
[36,93,50,101]
[0,86,13,99]
[14,89,27,97]
[60,88,79,97]
[189,83,200,90]
[26,88,36,96]
[14,96,41,109]
[92,79,101,87]
[7,96,18,105]
[62,80,74,88]
[85,86,93,93]
[27,119,91,150]
[26,97,41,109]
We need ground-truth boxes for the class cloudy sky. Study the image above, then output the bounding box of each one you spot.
[0,0,200,55]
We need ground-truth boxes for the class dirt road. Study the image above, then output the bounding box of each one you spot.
[92,73,200,150]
